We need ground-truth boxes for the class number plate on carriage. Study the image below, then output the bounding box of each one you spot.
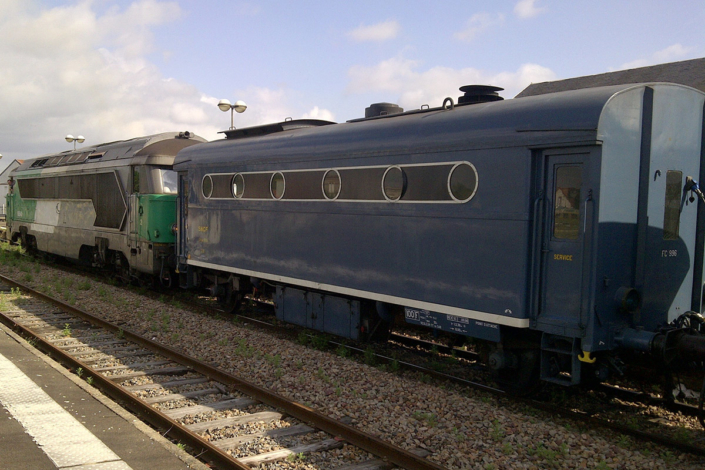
[404,308,500,342]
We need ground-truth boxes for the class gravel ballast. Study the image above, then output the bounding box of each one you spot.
[0,255,703,469]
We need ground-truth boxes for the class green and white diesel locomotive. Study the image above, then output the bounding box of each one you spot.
[5,132,205,285]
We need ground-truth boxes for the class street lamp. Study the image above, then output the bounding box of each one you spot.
[217,99,247,130]
[65,134,85,150]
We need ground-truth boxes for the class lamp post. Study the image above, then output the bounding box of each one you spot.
[217,99,247,130]
[65,135,85,150]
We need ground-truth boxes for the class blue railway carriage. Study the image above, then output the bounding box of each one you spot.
[6,132,205,284]
[174,83,705,391]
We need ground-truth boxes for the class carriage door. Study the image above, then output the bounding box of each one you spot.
[538,153,591,334]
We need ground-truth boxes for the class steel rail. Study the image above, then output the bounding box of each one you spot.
[0,273,446,470]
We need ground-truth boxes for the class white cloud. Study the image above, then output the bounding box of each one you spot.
[348,20,400,42]
[454,13,505,42]
[513,0,546,19]
[617,43,692,70]
[302,106,336,122]
[0,0,232,162]
[347,56,556,105]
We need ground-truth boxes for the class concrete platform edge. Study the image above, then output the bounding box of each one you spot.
[0,321,210,470]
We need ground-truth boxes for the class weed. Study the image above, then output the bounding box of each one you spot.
[311,334,328,350]
[171,333,180,342]
[501,442,513,455]
[286,452,305,462]
[335,344,350,358]
[616,434,631,449]
[364,347,376,366]
[62,323,71,337]
[490,420,505,441]
[235,339,255,358]
[275,368,283,379]
[218,338,229,347]
[535,444,557,462]
[316,367,331,383]
[595,461,609,470]
[484,464,496,470]
[86,376,93,385]
[77,280,91,291]
[98,286,108,298]
[116,329,125,339]
[335,386,342,396]
[661,450,676,465]
[22,273,33,283]
[419,373,432,384]
[295,360,303,369]
[296,332,309,346]
[297,375,307,384]
[177,443,186,451]
[390,359,400,372]
[76,367,83,378]
[673,427,690,443]
[412,411,438,427]
[265,354,281,367]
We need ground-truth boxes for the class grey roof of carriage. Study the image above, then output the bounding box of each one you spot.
[516,57,705,98]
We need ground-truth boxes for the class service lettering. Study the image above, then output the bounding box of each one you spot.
[553,254,573,261]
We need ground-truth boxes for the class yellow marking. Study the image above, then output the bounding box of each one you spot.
[198,226,208,233]
[553,254,573,261]
[578,351,596,363]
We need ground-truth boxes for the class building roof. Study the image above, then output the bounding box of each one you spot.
[0,160,24,182]
[516,57,705,98]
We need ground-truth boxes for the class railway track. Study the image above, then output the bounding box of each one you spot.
[2,253,705,465]
[218,310,705,459]
[0,273,445,470]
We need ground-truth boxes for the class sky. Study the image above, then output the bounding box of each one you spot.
[0,0,704,172]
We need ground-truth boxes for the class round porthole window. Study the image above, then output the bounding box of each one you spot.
[448,162,478,202]
[202,174,213,199]
[382,166,406,201]
[322,169,341,200]
[232,174,244,198]
[270,172,285,199]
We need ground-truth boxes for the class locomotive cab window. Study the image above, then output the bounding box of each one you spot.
[553,166,582,240]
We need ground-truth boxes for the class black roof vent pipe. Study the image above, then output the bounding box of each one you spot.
[457,85,504,105]
[365,102,404,118]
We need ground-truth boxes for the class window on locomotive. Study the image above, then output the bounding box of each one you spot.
[270,172,285,199]
[158,169,178,194]
[322,170,341,200]
[553,166,582,240]
[232,174,245,198]
[132,166,141,193]
[202,175,213,199]
[448,163,478,202]
[663,170,683,240]
[382,166,406,201]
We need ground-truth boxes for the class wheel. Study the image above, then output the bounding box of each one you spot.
[491,348,542,396]
[216,282,243,314]
[115,255,131,285]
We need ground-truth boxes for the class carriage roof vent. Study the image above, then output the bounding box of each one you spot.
[364,102,404,118]
[457,85,504,105]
